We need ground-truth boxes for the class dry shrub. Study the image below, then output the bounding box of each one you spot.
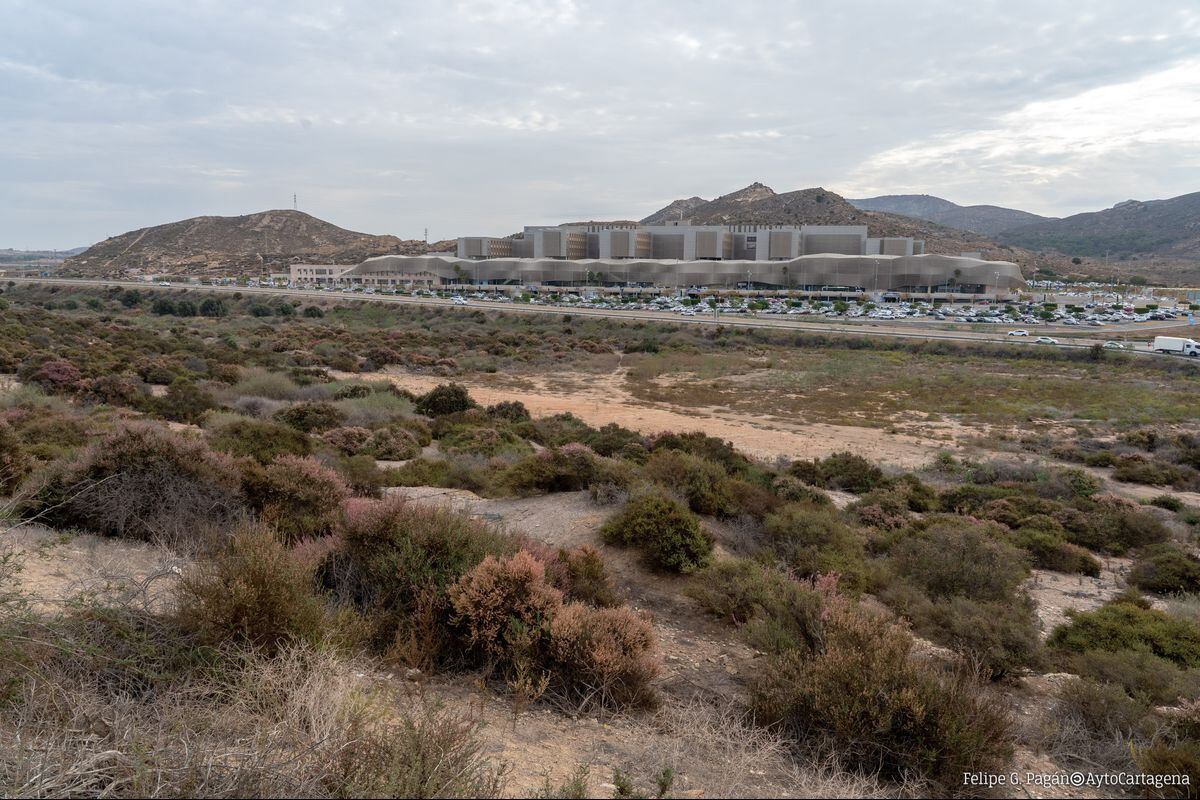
[17,424,244,546]
[273,401,346,433]
[750,589,1013,788]
[889,520,1029,602]
[242,455,350,544]
[497,444,598,496]
[176,524,327,654]
[762,503,866,591]
[642,449,734,516]
[546,603,660,710]
[551,544,621,607]
[0,420,31,495]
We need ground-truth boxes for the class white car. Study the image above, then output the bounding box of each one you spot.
[1035,336,1059,345]
[158,281,170,286]
[1103,341,1126,349]
[1007,329,1029,336]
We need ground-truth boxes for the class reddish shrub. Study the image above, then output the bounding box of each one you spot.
[448,550,563,661]
[547,603,660,709]
[29,359,82,393]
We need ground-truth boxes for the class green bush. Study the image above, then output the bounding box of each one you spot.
[415,383,478,417]
[817,451,886,494]
[762,503,866,591]
[770,475,832,506]
[208,417,312,464]
[600,491,712,574]
[337,454,387,498]
[440,424,532,459]
[641,449,733,517]
[242,455,350,543]
[889,520,1029,602]
[1150,494,1185,512]
[369,427,421,460]
[495,445,598,496]
[153,378,218,424]
[274,402,346,433]
[1130,545,1200,595]
[687,558,823,654]
[1049,594,1200,668]
[1064,649,1200,706]
[1010,527,1101,576]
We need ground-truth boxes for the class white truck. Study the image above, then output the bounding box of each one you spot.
[1152,336,1200,356]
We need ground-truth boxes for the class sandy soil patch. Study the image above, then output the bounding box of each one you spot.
[2,523,181,612]
[1025,557,1132,637]
[353,367,957,469]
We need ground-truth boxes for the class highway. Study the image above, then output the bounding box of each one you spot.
[5,276,1195,361]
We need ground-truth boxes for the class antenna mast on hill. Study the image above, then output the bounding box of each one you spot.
[293,193,297,211]
[424,228,428,243]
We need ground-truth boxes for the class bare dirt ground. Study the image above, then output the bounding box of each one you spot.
[353,367,958,469]
[1025,558,1133,637]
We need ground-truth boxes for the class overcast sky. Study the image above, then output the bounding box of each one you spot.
[3,0,1199,248]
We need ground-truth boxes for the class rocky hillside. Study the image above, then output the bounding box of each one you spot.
[642,183,1030,264]
[61,210,435,276]
[639,195,711,224]
[847,194,1052,236]
[999,191,1200,260]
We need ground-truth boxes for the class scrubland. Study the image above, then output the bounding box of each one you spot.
[3,282,1200,797]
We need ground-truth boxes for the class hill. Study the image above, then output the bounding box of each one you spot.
[639,195,711,224]
[999,191,1200,260]
[846,194,1052,236]
[642,183,1029,264]
[61,210,434,276]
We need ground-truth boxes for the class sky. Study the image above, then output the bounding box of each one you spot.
[2,0,1199,249]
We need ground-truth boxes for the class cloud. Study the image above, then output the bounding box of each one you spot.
[1,0,1199,247]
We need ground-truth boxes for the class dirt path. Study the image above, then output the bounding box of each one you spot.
[353,367,956,469]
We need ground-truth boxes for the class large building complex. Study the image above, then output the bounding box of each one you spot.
[291,221,1026,297]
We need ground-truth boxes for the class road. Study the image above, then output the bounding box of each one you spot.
[5,276,1195,361]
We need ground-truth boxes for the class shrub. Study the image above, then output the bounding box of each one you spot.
[369,427,420,460]
[1049,595,1200,668]
[322,426,373,455]
[1135,741,1200,798]
[1130,545,1200,595]
[770,475,832,506]
[28,359,82,393]
[274,402,346,433]
[922,596,1042,678]
[1010,527,1101,576]
[1069,501,1170,555]
[1064,649,1200,706]
[600,491,712,574]
[242,455,350,543]
[546,544,621,608]
[18,424,244,544]
[302,305,324,318]
[547,603,660,710]
[762,504,866,591]
[155,377,217,424]
[208,417,312,464]
[448,550,563,661]
[687,559,823,654]
[78,374,150,409]
[485,400,530,423]
[176,524,326,653]
[889,520,1029,602]
[415,383,478,417]
[817,451,885,493]
[642,449,733,517]
[337,454,387,498]
[0,420,31,495]
[1150,494,1186,512]
[318,497,516,661]
[199,297,227,317]
[440,424,532,459]
[497,445,598,496]
[750,592,1013,787]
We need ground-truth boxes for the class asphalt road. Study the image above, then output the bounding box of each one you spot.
[6,276,1196,361]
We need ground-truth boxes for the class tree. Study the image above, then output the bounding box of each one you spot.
[302,305,324,318]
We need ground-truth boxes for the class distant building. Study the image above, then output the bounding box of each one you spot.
[289,221,1023,298]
